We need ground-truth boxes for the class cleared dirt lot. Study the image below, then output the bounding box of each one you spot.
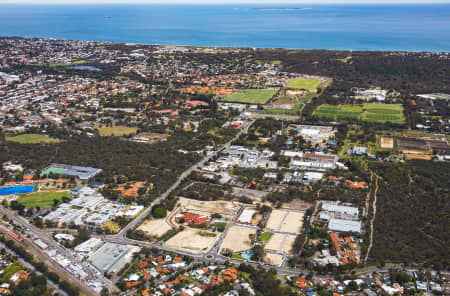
[266,209,304,234]
[265,233,285,252]
[281,234,297,254]
[282,199,313,211]
[265,233,296,255]
[251,213,262,226]
[266,209,286,231]
[179,197,238,216]
[280,211,304,234]
[165,228,217,254]
[232,187,268,201]
[137,219,173,237]
[264,253,284,266]
[380,136,394,149]
[221,226,256,253]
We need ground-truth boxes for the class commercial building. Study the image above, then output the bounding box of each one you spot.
[89,242,140,274]
[42,163,102,180]
[328,219,361,233]
[237,209,256,224]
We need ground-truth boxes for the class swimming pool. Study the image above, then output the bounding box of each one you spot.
[240,250,255,261]
[0,185,35,195]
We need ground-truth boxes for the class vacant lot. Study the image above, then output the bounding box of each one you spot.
[266,209,287,231]
[265,233,285,252]
[221,89,278,104]
[178,197,238,216]
[7,134,60,144]
[165,228,217,254]
[287,78,320,91]
[283,199,313,211]
[265,233,296,255]
[380,136,395,149]
[138,218,173,237]
[97,125,138,136]
[280,211,304,233]
[314,103,405,124]
[264,253,284,266]
[221,226,256,253]
[17,191,71,208]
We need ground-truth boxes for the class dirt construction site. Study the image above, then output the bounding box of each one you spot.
[178,197,239,217]
[264,233,296,255]
[137,218,173,237]
[164,228,218,254]
[264,253,284,266]
[266,209,304,234]
[220,225,257,253]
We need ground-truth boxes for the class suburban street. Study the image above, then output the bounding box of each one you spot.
[0,116,440,295]
[0,207,116,295]
[115,117,255,238]
[0,118,255,295]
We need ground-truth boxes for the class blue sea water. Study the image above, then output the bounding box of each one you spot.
[0,4,449,52]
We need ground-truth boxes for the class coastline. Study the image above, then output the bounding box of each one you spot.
[1,35,449,54]
[0,4,449,52]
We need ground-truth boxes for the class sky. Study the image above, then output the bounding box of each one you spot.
[1,0,450,4]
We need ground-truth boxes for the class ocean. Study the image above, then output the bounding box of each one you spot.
[0,4,449,52]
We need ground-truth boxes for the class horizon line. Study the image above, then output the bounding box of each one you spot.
[1,0,450,4]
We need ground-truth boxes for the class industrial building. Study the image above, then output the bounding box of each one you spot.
[89,242,140,274]
[328,219,361,233]
[41,163,102,180]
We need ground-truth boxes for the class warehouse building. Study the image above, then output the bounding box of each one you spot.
[328,219,361,233]
[42,163,102,180]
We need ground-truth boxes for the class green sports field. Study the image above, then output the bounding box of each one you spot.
[254,59,282,65]
[362,103,405,124]
[313,104,363,120]
[221,89,278,104]
[7,134,61,144]
[313,103,405,124]
[287,78,321,91]
[30,60,87,67]
[17,191,72,208]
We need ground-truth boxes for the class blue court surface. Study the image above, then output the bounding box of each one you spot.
[0,185,35,195]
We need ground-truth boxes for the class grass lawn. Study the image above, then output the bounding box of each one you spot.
[287,78,321,91]
[313,104,363,121]
[258,232,272,242]
[7,134,60,144]
[338,128,378,160]
[17,191,71,208]
[255,59,282,65]
[313,103,405,124]
[105,221,120,233]
[232,253,244,260]
[30,60,87,67]
[221,89,278,104]
[97,125,138,136]
[213,222,227,232]
[114,75,129,80]
[0,262,23,282]
[362,103,405,124]
[199,231,217,237]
